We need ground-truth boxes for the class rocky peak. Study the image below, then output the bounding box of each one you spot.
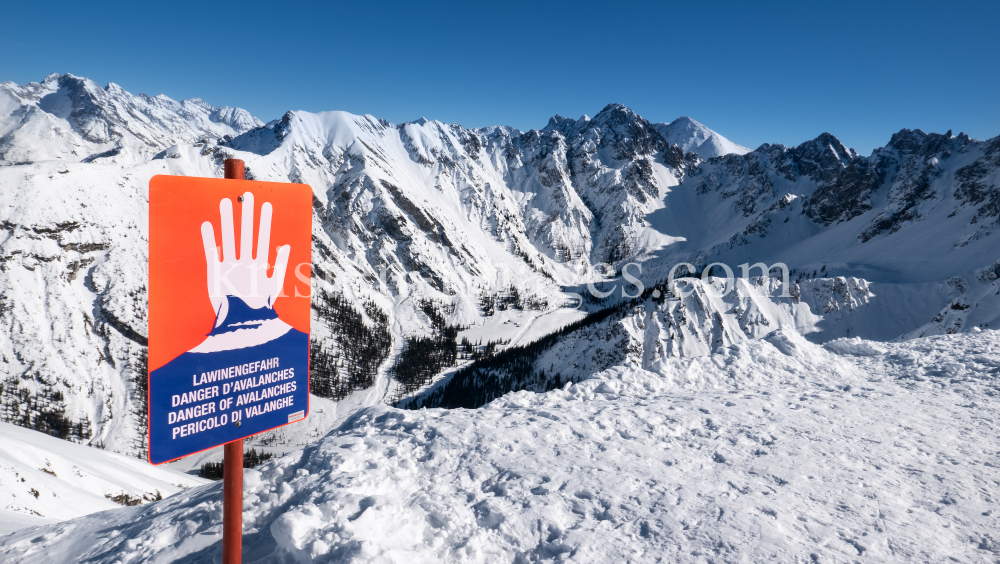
[581,103,668,160]
[954,133,1000,220]
[886,128,928,156]
[798,132,855,160]
[542,114,578,136]
[789,132,858,183]
[224,111,295,156]
[209,106,261,132]
[588,103,652,134]
[273,111,296,140]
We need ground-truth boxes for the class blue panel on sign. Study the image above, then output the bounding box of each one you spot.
[148,296,309,464]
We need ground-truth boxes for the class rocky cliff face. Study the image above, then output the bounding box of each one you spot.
[671,128,998,278]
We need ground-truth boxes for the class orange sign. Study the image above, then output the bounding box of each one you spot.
[148,175,312,464]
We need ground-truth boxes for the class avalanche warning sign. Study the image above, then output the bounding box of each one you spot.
[148,175,312,464]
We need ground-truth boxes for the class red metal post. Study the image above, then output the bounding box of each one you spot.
[224,158,245,183]
[222,439,244,563]
[222,158,244,564]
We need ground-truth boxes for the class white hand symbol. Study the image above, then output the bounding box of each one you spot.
[200,192,291,326]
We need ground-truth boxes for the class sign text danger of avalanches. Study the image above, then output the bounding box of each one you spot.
[148,176,311,464]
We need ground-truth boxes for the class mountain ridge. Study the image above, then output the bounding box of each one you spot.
[0,73,262,166]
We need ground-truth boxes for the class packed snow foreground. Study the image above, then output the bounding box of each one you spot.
[3,329,998,563]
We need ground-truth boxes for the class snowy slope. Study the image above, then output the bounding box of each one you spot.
[3,329,997,562]
[653,116,750,158]
[0,421,206,528]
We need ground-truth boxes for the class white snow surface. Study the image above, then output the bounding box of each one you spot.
[0,420,206,525]
[3,329,998,562]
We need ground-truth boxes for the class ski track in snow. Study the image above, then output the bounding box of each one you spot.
[2,329,998,563]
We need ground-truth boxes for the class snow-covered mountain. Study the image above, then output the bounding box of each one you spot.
[0,72,998,468]
[0,73,262,166]
[653,116,750,158]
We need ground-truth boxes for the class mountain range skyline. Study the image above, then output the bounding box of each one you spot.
[4,0,1000,558]
[6,72,996,164]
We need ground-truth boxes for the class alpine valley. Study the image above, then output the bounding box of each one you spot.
[1,74,999,562]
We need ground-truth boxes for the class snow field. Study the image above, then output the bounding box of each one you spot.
[3,329,998,562]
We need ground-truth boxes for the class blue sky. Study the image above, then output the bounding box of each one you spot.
[3,0,998,155]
